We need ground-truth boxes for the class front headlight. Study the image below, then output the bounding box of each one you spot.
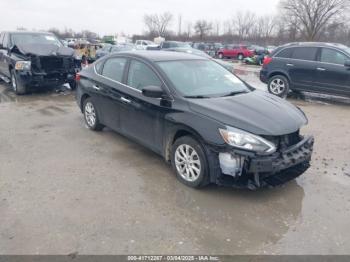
[219,127,276,154]
[15,61,31,71]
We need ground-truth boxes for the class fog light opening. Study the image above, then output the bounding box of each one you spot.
[219,153,245,177]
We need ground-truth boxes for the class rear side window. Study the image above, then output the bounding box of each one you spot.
[127,60,161,90]
[292,47,317,61]
[275,47,294,58]
[101,57,127,82]
[320,48,348,65]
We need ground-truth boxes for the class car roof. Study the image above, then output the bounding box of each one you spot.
[115,50,206,62]
[279,41,349,50]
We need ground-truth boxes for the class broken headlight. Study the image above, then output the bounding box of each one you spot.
[15,61,31,71]
[219,127,276,154]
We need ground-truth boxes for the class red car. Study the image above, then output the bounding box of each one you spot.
[217,45,253,60]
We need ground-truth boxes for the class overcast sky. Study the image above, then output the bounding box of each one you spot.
[0,0,280,36]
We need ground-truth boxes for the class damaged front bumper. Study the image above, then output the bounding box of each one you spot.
[16,70,76,88]
[213,135,314,189]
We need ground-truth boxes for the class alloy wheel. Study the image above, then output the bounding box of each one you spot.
[270,78,286,95]
[84,102,96,127]
[175,144,201,182]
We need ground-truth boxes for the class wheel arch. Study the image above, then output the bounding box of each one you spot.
[80,93,90,113]
[164,125,206,163]
[268,71,291,83]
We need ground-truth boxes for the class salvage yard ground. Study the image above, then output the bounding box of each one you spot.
[0,67,350,254]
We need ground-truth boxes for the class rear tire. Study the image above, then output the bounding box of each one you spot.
[237,54,244,60]
[171,136,210,188]
[83,98,104,131]
[268,75,290,98]
[218,53,224,59]
[11,69,27,95]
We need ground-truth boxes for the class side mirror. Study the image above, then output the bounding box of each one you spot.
[344,60,350,67]
[142,85,164,98]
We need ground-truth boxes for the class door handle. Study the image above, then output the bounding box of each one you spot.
[286,63,294,67]
[120,97,131,104]
[317,67,326,71]
[92,84,100,90]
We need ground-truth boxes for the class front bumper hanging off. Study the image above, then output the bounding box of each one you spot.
[214,135,314,189]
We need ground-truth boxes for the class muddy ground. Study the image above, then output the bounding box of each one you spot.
[0,67,350,255]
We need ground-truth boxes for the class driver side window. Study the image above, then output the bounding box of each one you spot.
[127,60,161,91]
[320,48,348,65]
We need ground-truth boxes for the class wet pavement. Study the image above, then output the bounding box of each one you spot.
[0,69,350,255]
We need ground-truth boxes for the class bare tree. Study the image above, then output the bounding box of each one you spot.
[280,0,350,40]
[184,21,193,39]
[233,11,256,40]
[178,14,182,36]
[213,20,221,36]
[143,12,174,37]
[194,20,213,40]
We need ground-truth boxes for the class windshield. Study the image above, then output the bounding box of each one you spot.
[11,33,62,47]
[157,60,249,97]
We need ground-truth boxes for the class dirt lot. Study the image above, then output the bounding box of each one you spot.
[0,68,350,255]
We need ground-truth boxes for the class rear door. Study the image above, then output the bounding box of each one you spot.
[93,57,128,130]
[287,47,318,91]
[314,47,350,96]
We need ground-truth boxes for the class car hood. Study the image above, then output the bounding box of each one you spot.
[13,43,75,57]
[188,90,307,136]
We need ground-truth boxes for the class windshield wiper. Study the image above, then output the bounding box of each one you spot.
[221,90,248,97]
[184,95,211,99]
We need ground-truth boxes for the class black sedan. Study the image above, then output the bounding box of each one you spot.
[76,51,314,189]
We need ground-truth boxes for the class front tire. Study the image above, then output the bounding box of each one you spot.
[11,69,27,95]
[218,53,224,59]
[237,54,244,60]
[83,98,104,131]
[268,75,290,98]
[171,136,210,188]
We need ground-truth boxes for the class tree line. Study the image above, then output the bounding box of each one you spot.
[140,0,350,45]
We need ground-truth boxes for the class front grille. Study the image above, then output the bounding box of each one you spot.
[31,56,74,73]
[40,57,63,71]
[262,131,301,150]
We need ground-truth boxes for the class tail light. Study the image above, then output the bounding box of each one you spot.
[75,73,81,81]
[263,56,273,67]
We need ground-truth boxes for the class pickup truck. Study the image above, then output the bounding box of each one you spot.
[0,31,80,95]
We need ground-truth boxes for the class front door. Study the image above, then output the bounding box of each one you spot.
[314,47,350,96]
[119,59,168,153]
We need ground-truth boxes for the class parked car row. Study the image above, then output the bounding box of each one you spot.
[13,30,350,189]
